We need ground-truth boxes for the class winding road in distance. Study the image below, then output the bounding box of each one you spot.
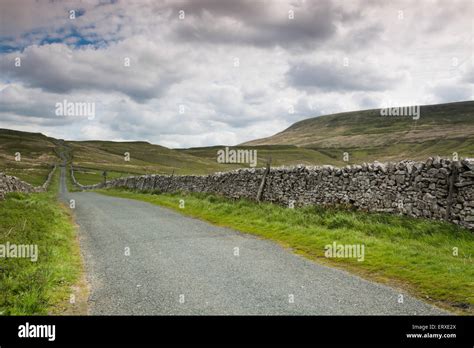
[59,167,445,315]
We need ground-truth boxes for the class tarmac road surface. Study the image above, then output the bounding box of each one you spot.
[60,167,446,315]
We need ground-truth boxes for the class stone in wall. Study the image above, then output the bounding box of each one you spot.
[0,172,37,199]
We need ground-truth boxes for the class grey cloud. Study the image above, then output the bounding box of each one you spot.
[286,61,396,93]
[0,42,186,102]
[462,67,474,84]
[170,0,350,49]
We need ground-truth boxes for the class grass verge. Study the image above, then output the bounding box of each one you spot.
[99,189,474,315]
[0,170,84,314]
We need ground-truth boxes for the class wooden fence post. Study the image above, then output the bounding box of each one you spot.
[256,157,271,202]
[165,170,175,192]
[445,161,458,220]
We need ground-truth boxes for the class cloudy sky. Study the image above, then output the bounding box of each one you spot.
[0,0,472,148]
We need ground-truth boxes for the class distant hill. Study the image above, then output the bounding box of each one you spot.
[241,101,474,163]
[0,129,248,185]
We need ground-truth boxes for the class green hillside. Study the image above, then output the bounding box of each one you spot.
[241,101,474,163]
[0,129,59,185]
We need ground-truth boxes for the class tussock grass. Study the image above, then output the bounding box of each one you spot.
[100,189,474,314]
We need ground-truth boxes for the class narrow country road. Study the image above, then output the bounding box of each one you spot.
[59,167,446,315]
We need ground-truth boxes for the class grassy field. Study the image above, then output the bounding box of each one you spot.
[67,140,236,176]
[99,189,474,315]
[179,145,345,167]
[69,143,348,186]
[3,167,52,187]
[72,167,130,186]
[0,170,84,315]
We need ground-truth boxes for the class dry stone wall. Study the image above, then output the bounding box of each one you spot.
[0,165,57,200]
[41,165,57,190]
[74,158,474,230]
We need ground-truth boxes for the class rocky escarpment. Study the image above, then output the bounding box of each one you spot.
[73,158,474,230]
